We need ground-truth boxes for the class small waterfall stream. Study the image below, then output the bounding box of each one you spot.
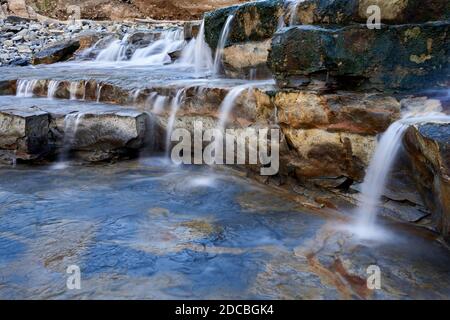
[178,20,214,74]
[353,107,450,239]
[16,80,38,97]
[213,15,235,76]
[95,34,130,62]
[47,80,60,99]
[53,113,84,169]
[165,89,186,156]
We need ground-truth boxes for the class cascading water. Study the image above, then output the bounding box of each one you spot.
[47,80,60,99]
[130,29,184,65]
[217,84,253,131]
[352,106,450,239]
[95,34,130,62]
[69,82,78,100]
[165,89,185,156]
[152,95,168,114]
[53,113,84,170]
[178,20,214,74]
[213,15,235,76]
[16,79,38,97]
[287,0,305,26]
[96,84,103,103]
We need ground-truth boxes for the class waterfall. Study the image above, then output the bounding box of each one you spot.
[165,89,185,156]
[152,95,168,114]
[69,82,78,100]
[16,80,38,97]
[217,84,252,131]
[53,113,84,170]
[288,0,305,26]
[178,20,214,74]
[130,29,184,65]
[47,80,60,99]
[96,84,103,103]
[213,15,235,76]
[352,106,450,239]
[95,34,130,62]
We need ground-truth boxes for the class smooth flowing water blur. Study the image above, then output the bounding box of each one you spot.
[0,160,449,299]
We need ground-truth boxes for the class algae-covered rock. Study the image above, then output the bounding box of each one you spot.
[289,0,450,25]
[204,0,284,50]
[269,22,450,91]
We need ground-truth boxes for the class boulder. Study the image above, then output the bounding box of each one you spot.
[222,39,272,78]
[269,22,450,91]
[274,91,400,134]
[204,0,283,49]
[31,39,81,65]
[0,108,49,163]
[404,122,450,240]
[283,127,377,181]
[55,111,148,162]
[289,0,450,25]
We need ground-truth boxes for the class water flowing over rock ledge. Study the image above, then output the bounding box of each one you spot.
[0,0,449,244]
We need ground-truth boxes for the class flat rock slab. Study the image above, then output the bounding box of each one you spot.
[0,96,151,162]
[0,107,49,162]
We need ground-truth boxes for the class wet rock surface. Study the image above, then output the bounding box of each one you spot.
[405,122,450,240]
[269,22,450,91]
[0,96,153,163]
[288,0,450,25]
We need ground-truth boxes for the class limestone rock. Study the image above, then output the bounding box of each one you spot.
[283,127,377,180]
[0,108,49,163]
[57,111,148,162]
[269,22,450,91]
[274,91,400,134]
[222,39,272,78]
[31,39,80,65]
[404,122,450,240]
[289,0,450,25]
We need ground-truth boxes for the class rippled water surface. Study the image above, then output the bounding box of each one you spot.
[0,160,449,299]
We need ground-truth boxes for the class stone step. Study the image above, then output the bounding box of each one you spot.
[269,22,450,91]
[0,96,155,163]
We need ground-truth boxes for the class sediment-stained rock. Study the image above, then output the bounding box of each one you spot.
[31,39,81,65]
[274,91,401,134]
[269,22,450,91]
[404,122,450,240]
[204,0,283,50]
[222,40,272,78]
[53,110,148,162]
[0,108,49,163]
[289,0,450,25]
[283,127,377,181]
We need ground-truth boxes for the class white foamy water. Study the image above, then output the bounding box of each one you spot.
[96,34,130,62]
[287,0,306,25]
[178,20,214,75]
[53,113,84,170]
[213,15,235,76]
[351,104,450,240]
[16,79,38,97]
[47,80,60,99]
[130,29,184,65]
[165,89,185,156]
